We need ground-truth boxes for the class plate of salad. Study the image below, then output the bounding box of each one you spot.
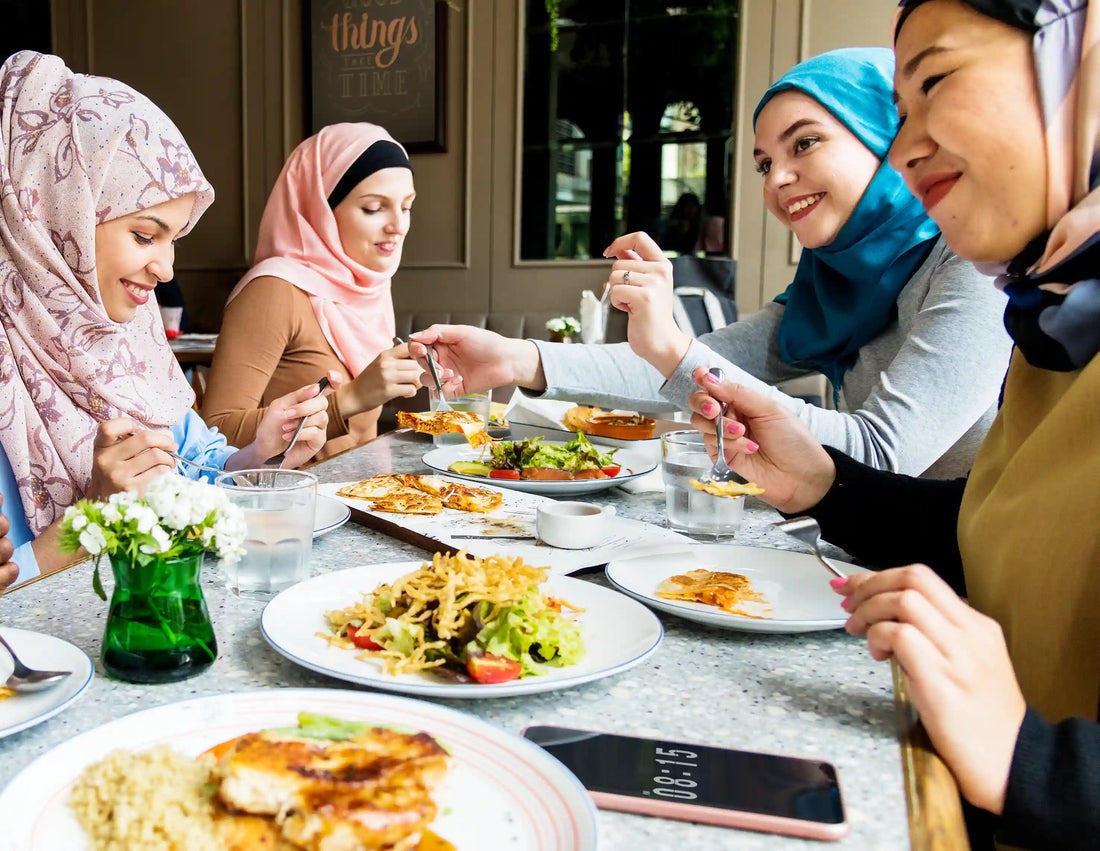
[422,433,657,496]
[260,556,663,698]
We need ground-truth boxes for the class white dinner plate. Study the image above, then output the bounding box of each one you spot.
[0,628,94,740]
[605,544,869,633]
[421,442,657,496]
[0,688,598,851]
[313,493,351,538]
[261,562,663,697]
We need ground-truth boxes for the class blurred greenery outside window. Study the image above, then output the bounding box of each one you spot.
[521,0,739,261]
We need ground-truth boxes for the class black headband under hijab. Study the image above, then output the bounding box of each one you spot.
[895,0,1041,39]
[326,140,413,209]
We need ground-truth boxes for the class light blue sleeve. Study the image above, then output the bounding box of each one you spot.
[0,443,41,584]
[172,409,238,482]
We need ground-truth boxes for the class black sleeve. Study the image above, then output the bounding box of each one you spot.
[997,708,1100,849]
[796,447,967,594]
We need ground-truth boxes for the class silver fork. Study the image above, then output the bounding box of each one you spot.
[264,376,330,468]
[771,516,848,579]
[700,367,737,485]
[0,633,71,692]
[422,344,453,412]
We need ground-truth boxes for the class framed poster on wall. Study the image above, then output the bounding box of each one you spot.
[309,0,447,153]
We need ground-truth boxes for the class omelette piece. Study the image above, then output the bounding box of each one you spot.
[690,479,765,498]
[657,569,766,614]
[214,728,448,851]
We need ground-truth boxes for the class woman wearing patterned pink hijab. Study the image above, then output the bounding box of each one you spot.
[201,123,422,461]
[0,51,331,590]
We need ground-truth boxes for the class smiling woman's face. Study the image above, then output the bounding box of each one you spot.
[890,0,1047,262]
[93,195,195,324]
[332,167,415,275]
[753,90,881,249]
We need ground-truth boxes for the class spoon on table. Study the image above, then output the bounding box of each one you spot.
[771,516,848,580]
[0,632,71,692]
[263,376,330,468]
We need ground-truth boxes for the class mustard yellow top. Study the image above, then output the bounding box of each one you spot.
[959,350,1100,723]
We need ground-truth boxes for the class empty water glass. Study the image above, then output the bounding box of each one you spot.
[214,469,317,595]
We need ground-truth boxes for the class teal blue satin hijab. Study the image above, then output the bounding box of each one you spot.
[755,48,940,394]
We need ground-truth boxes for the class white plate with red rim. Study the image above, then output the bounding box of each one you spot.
[0,688,598,851]
[261,561,663,698]
[0,627,93,740]
[421,442,657,496]
[605,544,869,633]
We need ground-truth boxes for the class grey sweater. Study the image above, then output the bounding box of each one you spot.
[534,238,1012,478]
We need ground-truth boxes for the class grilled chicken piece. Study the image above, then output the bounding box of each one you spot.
[214,728,448,851]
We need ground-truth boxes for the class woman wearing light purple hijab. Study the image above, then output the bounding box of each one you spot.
[0,51,331,590]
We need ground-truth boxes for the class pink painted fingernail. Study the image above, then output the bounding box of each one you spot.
[704,372,721,385]
[745,440,759,452]
[702,401,716,416]
[725,421,742,435]
[829,577,846,589]
[841,597,853,612]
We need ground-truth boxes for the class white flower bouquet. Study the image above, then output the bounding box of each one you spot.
[545,316,581,335]
[60,474,247,599]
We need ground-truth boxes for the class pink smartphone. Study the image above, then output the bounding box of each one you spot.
[522,726,849,841]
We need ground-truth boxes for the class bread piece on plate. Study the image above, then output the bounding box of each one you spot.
[368,491,444,515]
[337,475,411,501]
[442,482,504,513]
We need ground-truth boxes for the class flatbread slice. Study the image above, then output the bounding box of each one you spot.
[337,475,412,501]
[441,483,504,514]
[368,491,444,515]
[397,411,493,448]
[656,569,765,613]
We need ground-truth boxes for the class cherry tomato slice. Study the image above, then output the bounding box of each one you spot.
[601,465,621,477]
[489,469,521,480]
[346,623,383,650]
[466,653,522,684]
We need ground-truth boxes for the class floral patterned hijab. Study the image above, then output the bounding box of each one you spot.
[899,0,1100,371]
[0,51,214,534]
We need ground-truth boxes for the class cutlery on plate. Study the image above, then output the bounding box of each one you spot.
[699,367,737,485]
[771,516,848,579]
[264,376,330,468]
[0,633,71,692]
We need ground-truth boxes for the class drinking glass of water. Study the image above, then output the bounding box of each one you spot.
[660,430,744,538]
[214,469,317,595]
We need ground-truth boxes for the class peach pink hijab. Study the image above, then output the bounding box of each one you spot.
[229,123,408,376]
[0,51,214,534]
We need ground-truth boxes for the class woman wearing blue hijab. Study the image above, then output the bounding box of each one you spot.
[410,48,1011,478]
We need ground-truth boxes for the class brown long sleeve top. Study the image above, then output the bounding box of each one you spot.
[200,276,381,462]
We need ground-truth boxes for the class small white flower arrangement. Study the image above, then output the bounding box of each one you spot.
[545,316,581,335]
[60,474,247,599]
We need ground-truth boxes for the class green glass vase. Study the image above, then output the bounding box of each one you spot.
[102,552,217,683]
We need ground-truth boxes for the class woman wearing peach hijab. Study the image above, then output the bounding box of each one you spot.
[201,123,422,461]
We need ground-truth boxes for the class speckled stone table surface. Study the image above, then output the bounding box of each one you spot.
[0,430,909,850]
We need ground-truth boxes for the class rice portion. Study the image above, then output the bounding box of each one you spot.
[68,745,221,851]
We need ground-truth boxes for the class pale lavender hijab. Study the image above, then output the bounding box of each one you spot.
[0,51,214,534]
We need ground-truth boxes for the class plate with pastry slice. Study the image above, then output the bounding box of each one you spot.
[605,544,869,633]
